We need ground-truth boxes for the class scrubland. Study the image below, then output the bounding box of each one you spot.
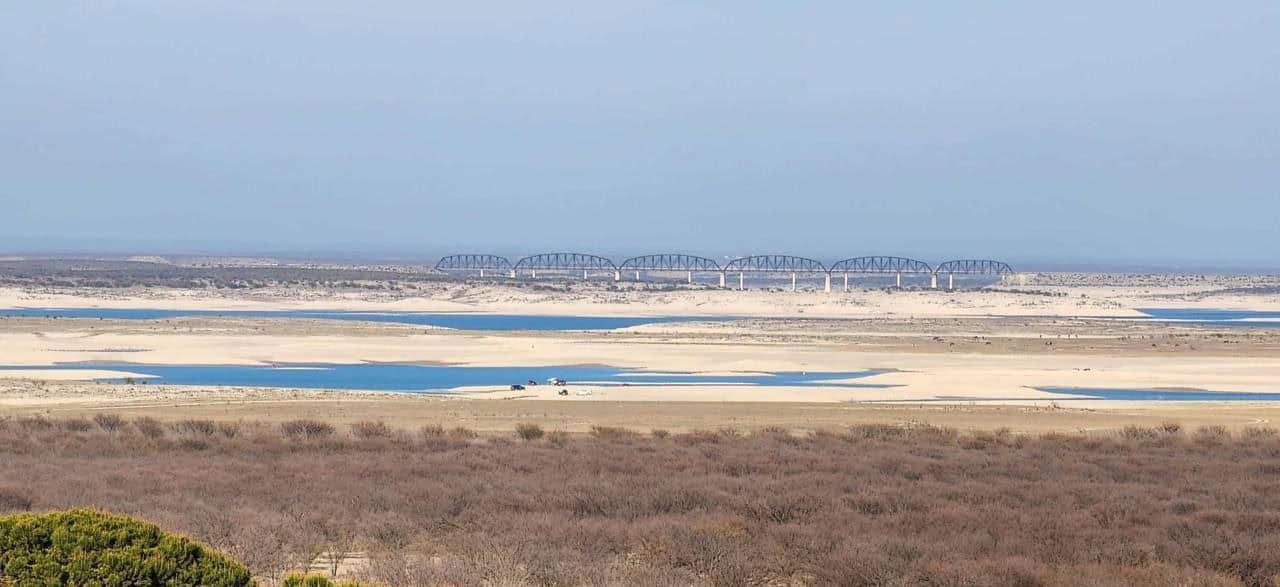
[3,416,1280,585]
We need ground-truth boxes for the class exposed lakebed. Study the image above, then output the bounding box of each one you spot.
[0,307,722,331]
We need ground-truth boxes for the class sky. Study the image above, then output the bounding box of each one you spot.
[2,2,1277,268]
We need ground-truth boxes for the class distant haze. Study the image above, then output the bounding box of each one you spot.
[2,2,1278,269]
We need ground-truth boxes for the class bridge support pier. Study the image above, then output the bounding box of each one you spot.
[635,271,641,281]
[719,272,726,288]
[896,272,901,288]
[509,270,516,278]
[844,273,849,292]
[824,274,831,293]
[532,270,537,279]
[791,273,797,292]
[738,273,744,290]
[930,274,937,289]
[614,271,621,282]
[687,271,692,284]
[948,274,954,290]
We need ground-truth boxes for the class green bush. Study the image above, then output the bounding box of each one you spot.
[0,508,252,586]
[280,573,369,587]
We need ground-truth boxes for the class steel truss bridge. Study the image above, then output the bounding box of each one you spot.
[515,253,617,279]
[434,254,513,277]
[932,259,1015,289]
[618,254,722,283]
[433,252,1014,290]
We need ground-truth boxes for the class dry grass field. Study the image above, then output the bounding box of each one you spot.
[4,415,1280,586]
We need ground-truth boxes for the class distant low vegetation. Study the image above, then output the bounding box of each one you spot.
[0,258,448,290]
[3,415,1280,585]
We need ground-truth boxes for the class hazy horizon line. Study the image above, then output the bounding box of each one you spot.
[2,246,1278,274]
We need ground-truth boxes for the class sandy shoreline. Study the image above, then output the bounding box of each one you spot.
[2,278,1280,423]
[6,279,1280,319]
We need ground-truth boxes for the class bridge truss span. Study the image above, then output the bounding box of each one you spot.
[723,255,827,274]
[723,255,829,291]
[434,254,513,276]
[933,259,1016,289]
[618,254,722,284]
[828,256,933,290]
[829,256,932,274]
[514,252,618,279]
[934,259,1015,275]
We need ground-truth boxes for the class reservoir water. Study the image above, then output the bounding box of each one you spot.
[0,363,887,393]
[0,307,719,331]
[1136,308,1280,325]
[1037,386,1280,401]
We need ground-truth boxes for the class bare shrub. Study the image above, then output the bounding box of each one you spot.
[1159,421,1184,435]
[0,486,33,512]
[418,424,445,438]
[1194,425,1231,445]
[134,416,165,439]
[16,416,53,432]
[449,426,477,439]
[650,428,670,439]
[281,419,336,439]
[173,419,218,436]
[589,425,638,441]
[515,423,545,441]
[1121,425,1159,442]
[217,422,241,439]
[178,437,210,451]
[546,430,571,448]
[350,420,393,440]
[93,413,125,433]
[61,418,93,432]
[1242,426,1277,439]
[849,423,906,440]
[674,429,722,445]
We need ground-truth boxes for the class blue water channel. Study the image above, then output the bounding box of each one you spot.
[0,363,888,393]
[1136,308,1280,325]
[0,307,721,331]
[1037,387,1280,401]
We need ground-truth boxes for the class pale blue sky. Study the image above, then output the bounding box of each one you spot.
[2,2,1277,267]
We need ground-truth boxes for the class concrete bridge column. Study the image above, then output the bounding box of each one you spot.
[687,271,692,284]
[930,273,937,289]
[583,270,588,280]
[844,273,849,292]
[479,269,484,278]
[635,271,641,281]
[738,272,744,290]
[509,270,516,278]
[614,270,621,282]
[719,272,726,288]
[824,274,831,293]
[532,269,537,279]
[791,273,797,292]
[948,274,955,290]
[896,272,901,288]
